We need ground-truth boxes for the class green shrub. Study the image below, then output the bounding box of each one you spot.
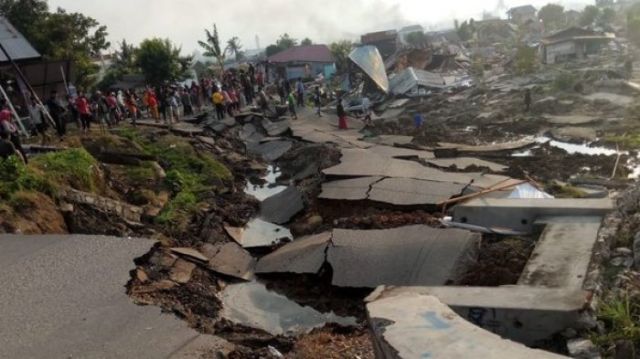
[553,72,577,91]
[30,148,99,192]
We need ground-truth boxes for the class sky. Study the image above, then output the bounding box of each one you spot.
[47,0,592,55]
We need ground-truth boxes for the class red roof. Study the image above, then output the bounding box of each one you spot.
[268,45,334,63]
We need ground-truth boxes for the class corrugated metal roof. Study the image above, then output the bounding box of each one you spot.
[268,45,334,63]
[0,16,40,63]
[349,46,389,93]
[389,67,445,95]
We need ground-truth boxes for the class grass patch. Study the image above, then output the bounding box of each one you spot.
[0,155,53,199]
[546,182,587,199]
[124,162,157,185]
[592,293,640,348]
[30,148,99,192]
[114,129,232,227]
[605,133,640,149]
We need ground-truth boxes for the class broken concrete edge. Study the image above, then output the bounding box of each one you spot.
[365,292,570,358]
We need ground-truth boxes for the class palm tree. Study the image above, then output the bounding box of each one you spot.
[198,24,226,72]
[226,37,243,62]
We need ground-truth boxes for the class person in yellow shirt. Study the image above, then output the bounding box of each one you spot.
[212,90,225,120]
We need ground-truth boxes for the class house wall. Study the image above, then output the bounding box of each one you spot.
[281,62,335,81]
[545,41,577,64]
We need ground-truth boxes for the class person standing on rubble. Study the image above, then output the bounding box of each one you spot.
[46,91,66,140]
[75,92,92,134]
[314,86,322,117]
[29,96,50,145]
[337,97,348,130]
[287,91,298,120]
[524,89,532,113]
[296,78,304,107]
[362,97,372,125]
[212,88,225,120]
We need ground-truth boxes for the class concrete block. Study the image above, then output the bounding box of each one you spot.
[366,290,569,358]
[452,198,613,233]
[368,286,588,346]
[519,217,602,288]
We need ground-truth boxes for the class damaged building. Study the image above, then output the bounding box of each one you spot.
[540,27,616,64]
[267,44,336,81]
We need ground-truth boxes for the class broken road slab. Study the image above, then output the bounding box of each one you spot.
[319,176,383,201]
[369,178,467,206]
[247,140,293,161]
[426,157,508,172]
[262,118,291,136]
[366,291,568,359]
[327,225,480,288]
[0,235,231,359]
[201,242,255,280]
[256,232,332,274]
[225,218,293,248]
[546,115,599,125]
[260,186,304,224]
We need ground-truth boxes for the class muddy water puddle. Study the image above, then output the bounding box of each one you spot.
[220,281,357,336]
[245,165,287,201]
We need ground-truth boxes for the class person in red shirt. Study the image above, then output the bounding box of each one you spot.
[147,91,159,122]
[75,92,92,134]
[0,101,27,163]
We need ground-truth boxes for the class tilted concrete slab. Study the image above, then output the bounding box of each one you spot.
[247,140,293,161]
[366,145,434,160]
[368,286,588,346]
[328,226,480,288]
[260,186,304,224]
[0,235,231,359]
[364,135,414,146]
[551,127,598,142]
[255,232,332,274]
[323,149,510,188]
[366,291,569,358]
[435,140,536,153]
[262,118,290,136]
[225,219,293,248]
[319,176,383,201]
[426,157,508,172]
[369,178,466,206]
[546,115,599,125]
[202,242,256,281]
[452,198,613,233]
[519,217,603,288]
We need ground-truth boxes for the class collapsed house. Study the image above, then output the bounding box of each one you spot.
[267,44,336,81]
[506,5,537,25]
[540,27,616,64]
[361,30,399,60]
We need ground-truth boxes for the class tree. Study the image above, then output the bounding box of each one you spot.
[301,38,313,46]
[198,24,226,71]
[98,40,139,89]
[628,4,640,46]
[226,36,243,62]
[538,4,566,31]
[329,40,353,73]
[580,5,600,27]
[136,38,189,86]
[599,8,616,26]
[457,20,473,41]
[265,44,281,57]
[405,31,428,47]
[515,46,537,74]
[0,0,111,88]
[276,33,297,50]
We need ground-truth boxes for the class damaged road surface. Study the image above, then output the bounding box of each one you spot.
[0,235,232,359]
[256,225,480,288]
